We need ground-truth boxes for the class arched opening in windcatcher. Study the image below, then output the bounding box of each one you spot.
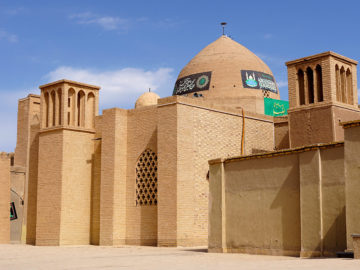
[298,69,305,105]
[346,68,353,105]
[306,67,314,104]
[57,88,62,125]
[340,66,346,103]
[336,65,340,102]
[68,88,75,125]
[50,91,56,126]
[77,91,85,127]
[315,65,323,102]
[86,92,95,128]
[44,92,49,127]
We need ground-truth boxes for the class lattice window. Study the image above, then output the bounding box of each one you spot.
[136,149,158,206]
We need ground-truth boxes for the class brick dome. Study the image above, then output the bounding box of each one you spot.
[173,35,280,101]
[135,92,160,108]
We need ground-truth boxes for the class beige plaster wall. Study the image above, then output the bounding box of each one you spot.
[224,155,301,256]
[0,153,10,243]
[209,143,346,257]
[321,147,346,255]
[344,125,360,251]
[126,106,158,246]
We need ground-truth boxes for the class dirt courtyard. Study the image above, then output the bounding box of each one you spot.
[0,244,359,270]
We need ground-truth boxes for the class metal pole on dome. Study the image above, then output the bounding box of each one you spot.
[221,22,227,36]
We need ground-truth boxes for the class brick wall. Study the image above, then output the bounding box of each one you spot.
[0,153,10,243]
[125,106,158,245]
[158,96,274,246]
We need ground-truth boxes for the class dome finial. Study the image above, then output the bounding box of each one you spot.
[220,22,227,36]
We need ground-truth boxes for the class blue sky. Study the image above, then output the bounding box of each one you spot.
[1,0,359,152]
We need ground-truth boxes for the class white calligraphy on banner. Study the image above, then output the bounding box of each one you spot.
[176,78,195,94]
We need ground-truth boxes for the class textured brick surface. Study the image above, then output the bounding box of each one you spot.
[0,153,10,243]
[158,97,274,247]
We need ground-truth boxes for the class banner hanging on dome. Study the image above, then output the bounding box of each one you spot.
[241,70,278,93]
[173,71,212,95]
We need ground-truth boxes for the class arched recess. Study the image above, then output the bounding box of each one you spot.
[68,88,76,126]
[77,90,85,127]
[340,66,346,103]
[336,65,340,102]
[306,67,314,104]
[346,68,353,105]
[298,69,305,105]
[135,149,158,206]
[86,92,95,128]
[44,92,49,127]
[50,91,56,127]
[57,88,62,125]
[315,65,323,102]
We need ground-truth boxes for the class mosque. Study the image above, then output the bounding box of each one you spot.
[1,33,360,257]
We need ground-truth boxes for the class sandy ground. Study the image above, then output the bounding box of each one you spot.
[0,244,359,270]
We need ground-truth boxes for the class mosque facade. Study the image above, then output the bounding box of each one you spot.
[1,35,360,257]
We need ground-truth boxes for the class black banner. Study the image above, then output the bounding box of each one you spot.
[173,71,212,95]
[241,70,278,93]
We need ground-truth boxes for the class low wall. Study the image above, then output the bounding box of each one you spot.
[209,142,346,257]
[0,153,11,243]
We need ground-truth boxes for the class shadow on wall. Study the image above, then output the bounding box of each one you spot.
[270,164,301,253]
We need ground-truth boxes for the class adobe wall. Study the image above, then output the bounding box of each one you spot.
[332,106,360,142]
[126,106,158,246]
[158,96,275,247]
[343,123,360,251]
[208,143,346,257]
[274,117,289,150]
[289,104,360,148]
[0,153,10,244]
[288,104,334,148]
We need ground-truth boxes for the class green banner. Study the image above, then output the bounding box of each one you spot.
[264,98,289,117]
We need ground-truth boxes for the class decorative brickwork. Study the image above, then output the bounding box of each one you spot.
[136,149,158,206]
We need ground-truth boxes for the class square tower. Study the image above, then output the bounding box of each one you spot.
[286,52,360,148]
[34,80,100,245]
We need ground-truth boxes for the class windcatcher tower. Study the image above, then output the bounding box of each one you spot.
[34,80,99,245]
[286,52,360,147]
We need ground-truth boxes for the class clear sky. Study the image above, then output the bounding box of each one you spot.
[1,0,359,152]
